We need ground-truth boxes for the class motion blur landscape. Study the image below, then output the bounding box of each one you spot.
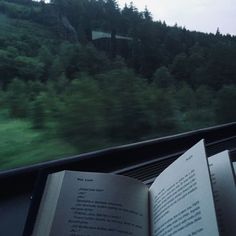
[0,0,236,169]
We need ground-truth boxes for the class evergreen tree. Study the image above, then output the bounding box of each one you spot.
[215,86,236,123]
[6,78,29,118]
[30,92,47,129]
[152,66,175,88]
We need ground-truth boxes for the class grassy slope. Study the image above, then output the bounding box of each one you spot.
[0,111,77,170]
[0,2,56,43]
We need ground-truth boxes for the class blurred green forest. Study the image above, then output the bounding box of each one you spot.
[1,0,236,169]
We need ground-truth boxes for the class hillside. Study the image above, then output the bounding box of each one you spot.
[1,0,236,86]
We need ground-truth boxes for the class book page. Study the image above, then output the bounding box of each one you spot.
[209,151,236,236]
[33,171,65,236]
[48,171,149,236]
[149,140,219,236]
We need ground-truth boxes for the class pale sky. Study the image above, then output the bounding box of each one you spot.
[117,0,236,36]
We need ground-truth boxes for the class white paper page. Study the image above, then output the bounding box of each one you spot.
[48,171,149,236]
[149,140,219,236]
[209,151,236,236]
[33,172,65,236]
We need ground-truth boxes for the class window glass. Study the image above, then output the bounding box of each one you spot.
[0,0,235,170]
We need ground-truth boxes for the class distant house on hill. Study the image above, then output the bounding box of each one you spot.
[91,30,133,58]
[92,31,132,41]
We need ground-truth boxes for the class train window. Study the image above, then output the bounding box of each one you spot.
[0,0,235,170]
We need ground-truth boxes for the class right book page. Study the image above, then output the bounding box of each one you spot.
[208,151,236,236]
[149,140,219,236]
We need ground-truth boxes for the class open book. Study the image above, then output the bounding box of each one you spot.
[30,140,236,236]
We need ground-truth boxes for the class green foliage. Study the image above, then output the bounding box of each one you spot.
[142,86,178,136]
[38,45,53,76]
[215,86,236,123]
[175,84,216,131]
[206,43,236,89]
[0,48,16,84]
[96,69,177,141]
[6,78,29,118]
[15,55,44,80]
[27,80,45,99]
[77,44,110,74]
[0,0,31,19]
[30,92,47,129]
[49,56,65,79]
[97,69,150,141]
[171,53,189,81]
[152,66,175,88]
[59,76,107,150]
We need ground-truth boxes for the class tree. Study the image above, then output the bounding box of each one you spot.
[215,86,236,123]
[49,56,65,79]
[170,53,189,82]
[121,2,142,36]
[14,56,44,81]
[77,44,110,74]
[96,69,146,141]
[6,78,29,118]
[0,49,17,86]
[38,45,53,79]
[175,83,196,113]
[142,6,152,21]
[215,27,221,36]
[96,68,177,141]
[104,0,120,31]
[206,43,236,89]
[27,80,45,100]
[30,92,47,129]
[152,66,175,88]
[59,76,107,150]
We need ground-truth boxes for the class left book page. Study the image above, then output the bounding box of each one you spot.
[32,171,149,236]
